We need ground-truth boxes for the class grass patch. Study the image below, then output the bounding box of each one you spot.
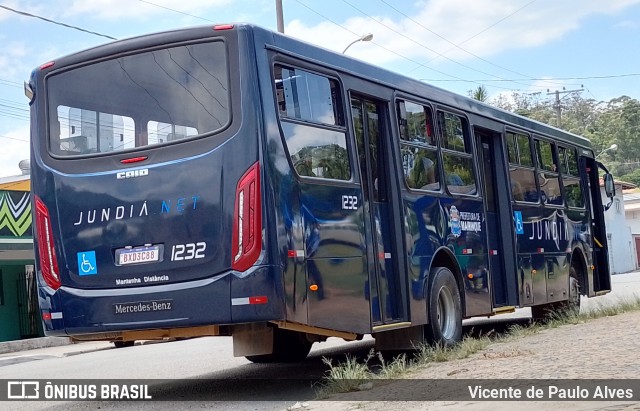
[582,297,640,319]
[318,349,410,397]
[319,295,640,396]
[415,336,491,364]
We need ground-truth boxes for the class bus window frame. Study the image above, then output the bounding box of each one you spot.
[395,98,443,194]
[506,128,540,205]
[558,144,586,210]
[436,106,479,198]
[270,59,355,185]
[534,136,564,208]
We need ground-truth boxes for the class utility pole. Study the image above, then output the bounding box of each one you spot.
[276,0,284,33]
[546,86,584,128]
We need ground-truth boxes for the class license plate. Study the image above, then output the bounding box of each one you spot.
[116,245,161,266]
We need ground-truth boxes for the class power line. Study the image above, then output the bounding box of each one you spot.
[0,133,29,143]
[421,73,640,82]
[137,0,215,22]
[293,0,525,92]
[0,78,22,88]
[547,87,584,127]
[378,0,579,90]
[342,0,552,92]
[446,0,539,53]
[0,4,117,40]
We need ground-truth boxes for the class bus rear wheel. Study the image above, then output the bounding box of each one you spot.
[113,340,135,348]
[245,329,312,363]
[532,264,581,321]
[566,265,581,313]
[424,267,462,347]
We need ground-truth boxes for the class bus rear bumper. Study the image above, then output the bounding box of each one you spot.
[38,265,285,336]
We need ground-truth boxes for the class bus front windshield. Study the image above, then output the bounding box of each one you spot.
[46,41,230,157]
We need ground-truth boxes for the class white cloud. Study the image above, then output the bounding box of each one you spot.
[0,40,30,79]
[615,20,639,29]
[285,0,640,67]
[0,1,22,21]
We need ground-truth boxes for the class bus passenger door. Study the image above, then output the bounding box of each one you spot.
[474,127,518,307]
[583,156,611,293]
[351,95,405,325]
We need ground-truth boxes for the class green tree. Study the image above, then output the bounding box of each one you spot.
[468,85,489,102]
[490,91,640,181]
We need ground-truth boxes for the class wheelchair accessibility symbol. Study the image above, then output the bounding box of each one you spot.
[514,211,524,235]
[77,251,98,276]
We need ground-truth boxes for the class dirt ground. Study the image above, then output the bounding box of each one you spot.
[302,310,640,411]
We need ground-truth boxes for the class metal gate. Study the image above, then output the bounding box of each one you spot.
[16,270,40,339]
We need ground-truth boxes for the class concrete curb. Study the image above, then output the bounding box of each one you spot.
[0,336,72,355]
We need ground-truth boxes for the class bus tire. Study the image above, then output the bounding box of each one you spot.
[113,341,135,348]
[245,329,312,363]
[532,264,581,322]
[566,264,581,313]
[424,267,462,347]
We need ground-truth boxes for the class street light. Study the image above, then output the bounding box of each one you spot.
[342,33,373,54]
[596,143,618,159]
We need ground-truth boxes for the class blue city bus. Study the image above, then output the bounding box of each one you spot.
[26,23,615,361]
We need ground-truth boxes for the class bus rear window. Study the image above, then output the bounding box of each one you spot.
[47,41,229,157]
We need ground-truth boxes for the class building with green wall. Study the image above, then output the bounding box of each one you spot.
[0,173,42,342]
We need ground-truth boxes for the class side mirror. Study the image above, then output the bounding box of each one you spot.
[604,173,615,199]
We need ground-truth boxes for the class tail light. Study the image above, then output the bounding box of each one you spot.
[34,196,61,290]
[232,162,262,271]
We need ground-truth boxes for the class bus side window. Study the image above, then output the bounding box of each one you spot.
[274,64,351,181]
[559,146,585,208]
[438,111,476,195]
[397,100,441,191]
[535,139,563,205]
[274,64,344,126]
[507,132,538,203]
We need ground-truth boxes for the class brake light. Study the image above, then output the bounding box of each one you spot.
[120,156,147,164]
[213,24,234,31]
[231,162,262,271]
[34,196,61,290]
[39,61,55,70]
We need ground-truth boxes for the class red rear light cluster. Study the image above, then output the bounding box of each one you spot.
[120,156,148,164]
[39,61,55,70]
[213,24,234,31]
[231,162,262,271]
[34,196,61,290]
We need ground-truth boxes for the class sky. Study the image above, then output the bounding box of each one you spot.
[1,0,640,177]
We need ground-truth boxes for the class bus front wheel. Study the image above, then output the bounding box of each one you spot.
[424,267,462,347]
[245,329,312,363]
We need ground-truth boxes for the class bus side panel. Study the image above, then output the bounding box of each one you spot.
[299,184,369,334]
[440,198,491,318]
[257,51,309,326]
[513,204,546,306]
[513,204,590,305]
[403,193,492,320]
[230,266,286,323]
[402,194,442,326]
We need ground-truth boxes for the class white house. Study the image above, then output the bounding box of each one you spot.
[602,181,636,274]
[624,190,640,270]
